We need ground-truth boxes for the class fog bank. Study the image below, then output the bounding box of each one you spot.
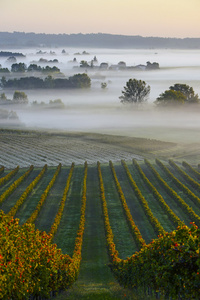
[1,48,200,144]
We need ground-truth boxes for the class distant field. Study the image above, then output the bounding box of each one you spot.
[1,128,198,168]
[1,157,200,298]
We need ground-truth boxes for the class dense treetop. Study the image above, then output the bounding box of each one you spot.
[155,83,199,106]
[0,73,91,89]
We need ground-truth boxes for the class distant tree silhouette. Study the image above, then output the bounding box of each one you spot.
[1,74,91,89]
[119,79,150,105]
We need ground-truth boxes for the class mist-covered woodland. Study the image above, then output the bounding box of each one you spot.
[0,47,200,144]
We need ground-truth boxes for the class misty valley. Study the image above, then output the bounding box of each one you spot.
[0,48,200,145]
[2,45,200,300]
[1,0,200,297]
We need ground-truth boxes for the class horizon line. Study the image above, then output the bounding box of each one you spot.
[1,31,200,40]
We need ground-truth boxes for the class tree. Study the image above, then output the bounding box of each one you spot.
[169,83,199,104]
[1,76,7,88]
[0,67,10,73]
[11,63,27,72]
[49,99,65,109]
[27,64,42,72]
[146,61,159,70]
[119,79,150,105]
[13,91,28,104]
[155,89,186,107]
[0,109,19,120]
[44,75,55,88]
[68,73,91,88]
[80,60,90,68]
[101,82,107,89]
[43,66,60,73]
[0,93,7,101]
[9,110,19,119]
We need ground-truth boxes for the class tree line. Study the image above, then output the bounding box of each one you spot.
[0,62,60,73]
[0,91,65,109]
[1,32,200,49]
[0,73,91,89]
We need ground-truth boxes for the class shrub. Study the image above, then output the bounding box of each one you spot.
[0,210,74,299]
[120,223,200,299]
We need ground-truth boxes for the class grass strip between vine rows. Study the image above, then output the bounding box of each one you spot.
[0,165,33,204]
[0,166,4,175]
[109,160,146,249]
[97,161,122,266]
[7,164,47,218]
[99,161,200,299]
[98,161,141,287]
[49,162,74,239]
[0,165,19,187]
[156,159,200,210]
[120,160,165,236]
[182,161,200,181]
[145,159,200,226]
[132,159,184,228]
[26,163,61,224]
[169,159,200,193]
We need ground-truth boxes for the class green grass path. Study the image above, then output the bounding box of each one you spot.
[0,168,40,213]
[15,168,57,224]
[114,163,158,243]
[54,164,141,299]
[53,165,84,257]
[141,163,192,226]
[34,167,70,232]
[127,162,175,233]
[59,165,139,300]
[165,164,200,209]
[0,168,24,194]
[77,165,115,287]
[101,164,138,259]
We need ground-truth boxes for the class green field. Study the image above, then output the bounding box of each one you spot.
[1,155,200,299]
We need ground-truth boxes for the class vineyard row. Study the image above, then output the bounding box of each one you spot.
[1,159,200,298]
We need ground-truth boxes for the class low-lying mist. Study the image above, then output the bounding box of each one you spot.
[11,101,200,144]
[1,47,200,144]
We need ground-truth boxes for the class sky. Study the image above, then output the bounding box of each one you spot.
[1,0,200,38]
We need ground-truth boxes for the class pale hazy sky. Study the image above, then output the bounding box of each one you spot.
[1,0,200,38]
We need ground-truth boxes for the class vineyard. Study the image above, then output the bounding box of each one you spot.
[1,157,200,299]
[0,129,179,168]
